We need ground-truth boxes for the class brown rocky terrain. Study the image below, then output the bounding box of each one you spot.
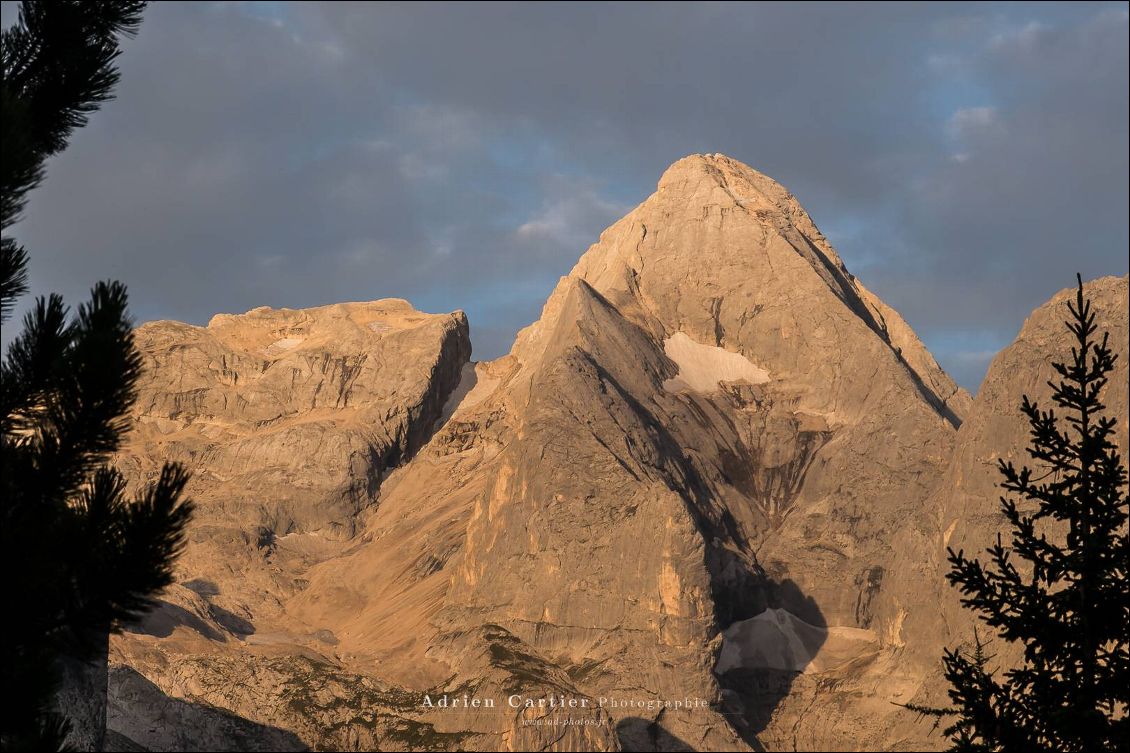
[101,155,1127,752]
[115,298,470,618]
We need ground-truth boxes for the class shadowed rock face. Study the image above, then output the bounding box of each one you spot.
[103,155,1124,752]
[108,666,309,752]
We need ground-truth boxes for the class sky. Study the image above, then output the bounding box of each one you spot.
[3,1,1127,392]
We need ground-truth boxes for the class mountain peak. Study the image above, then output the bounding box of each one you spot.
[106,152,1069,752]
[657,153,795,210]
[568,155,971,426]
[660,151,763,180]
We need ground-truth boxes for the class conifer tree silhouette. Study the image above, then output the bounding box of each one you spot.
[931,275,1128,752]
[1,3,193,749]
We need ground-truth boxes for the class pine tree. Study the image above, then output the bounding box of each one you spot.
[1,3,194,750]
[940,275,1129,752]
[904,628,1000,752]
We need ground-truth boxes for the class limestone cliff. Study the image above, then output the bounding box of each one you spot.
[285,154,963,751]
[104,156,1125,753]
[108,299,486,750]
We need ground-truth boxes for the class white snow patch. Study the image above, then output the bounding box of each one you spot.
[435,362,499,428]
[662,332,769,392]
[265,337,303,355]
[715,608,826,674]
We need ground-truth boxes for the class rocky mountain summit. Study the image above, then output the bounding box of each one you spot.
[102,155,1127,752]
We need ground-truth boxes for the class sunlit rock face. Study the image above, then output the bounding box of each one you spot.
[284,154,967,750]
[114,299,471,617]
[106,156,1125,752]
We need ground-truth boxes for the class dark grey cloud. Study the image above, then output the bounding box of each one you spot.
[864,6,1130,388]
[5,1,1127,391]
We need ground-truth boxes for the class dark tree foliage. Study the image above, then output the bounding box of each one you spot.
[932,275,1129,752]
[1,3,193,750]
[906,628,1000,751]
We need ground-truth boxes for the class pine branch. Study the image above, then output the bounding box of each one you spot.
[1,292,70,436]
[2,1,146,227]
[47,463,195,651]
[0,236,29,321]
[7,282,142,509]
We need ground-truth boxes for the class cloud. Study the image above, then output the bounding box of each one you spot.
[989,20,1049,53]
[5,2,1126,390]
[515,176,629,251]
[946,106,1001,139]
